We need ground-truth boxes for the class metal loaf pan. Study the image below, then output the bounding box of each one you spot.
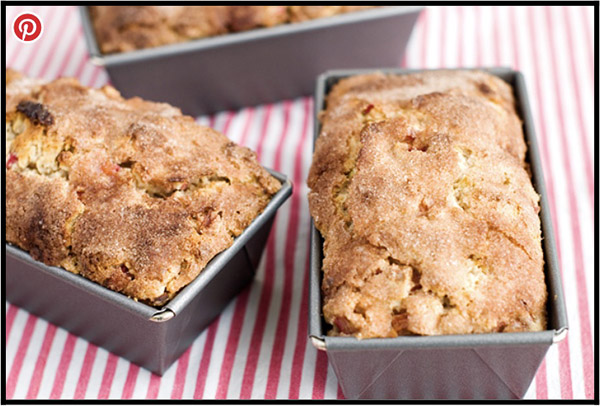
[308,68,569,399]
[79,6,422,116]
[6,171,292,375]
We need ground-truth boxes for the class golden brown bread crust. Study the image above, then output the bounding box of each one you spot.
[5,70,281,306]
[308,70,547,338]
[90,6,376,53]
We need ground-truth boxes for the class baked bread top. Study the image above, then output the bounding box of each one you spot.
[90,6,376,53]
[5,70,281,306]
[308,70,547,338]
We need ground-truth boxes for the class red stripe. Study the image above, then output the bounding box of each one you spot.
[73,32,93,80]
[73,343,98,399]
[536,359,549,399]
[544,6,594,399]
[311,349,328,399]
[508,7,521,69]
[51,28,80,78]
[288,101,314,400]
[439,7,446,68]
[491,6,502,66]
[288,234,312,399]
[5,304,19,340]
[237,107,256,147]
[399,54,408,68]
[121,364,140,399]
[474,6,483,66]
[456,6,464,67]
[86,65,104,88]
[49,333,77,399]
[214,290,250,399]
[21,7,60,77]
[6,314,38,399]
[26,323,57,398]
[579,6,594,85]
[193,318,220,398]
[337,384,345,399]
[30,6,73,78]
[97,353,119,399]
[264,98,312,398]
[208,113,217,130]
[254,105,273,162]
[561,5,595,210]
[38,7,77,79]
[145,373,161,399]
[419,8,429,68]
[239,102,292,399]
[170,347,192,399]
[214,110,258,400]
[526,5,573,399]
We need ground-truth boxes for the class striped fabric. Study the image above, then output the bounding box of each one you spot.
[4,6,594,400]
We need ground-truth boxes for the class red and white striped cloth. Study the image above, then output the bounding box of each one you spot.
[4,6,595,400]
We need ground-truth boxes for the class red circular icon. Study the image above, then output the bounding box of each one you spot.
[13,12,43,43]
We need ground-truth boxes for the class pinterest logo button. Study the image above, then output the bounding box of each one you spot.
[13,12,43,43]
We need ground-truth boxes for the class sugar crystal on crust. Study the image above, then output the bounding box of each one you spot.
[308,70,547,338]
[5,70,281,306]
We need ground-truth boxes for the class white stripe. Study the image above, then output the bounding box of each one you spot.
[461,6,478,67]
[58,35,87,78]
[323,360,338,399]
[545,343,562,399]
[181,329,208,398]
[28,7,70,78]
[299,341,317,399]
[155,355,177,398]
[425,6,442,68]
[523,377,537,399]
[84,348,107,399]
[58,337,88,398]
[6,308,29,374]
[200,285,237,399]
[107,357,130,399]
[39,8,80,80]
[443,7,460,68]
[35,327,67,398]
[478,6,495,65]
[131,367,151,399]
[569,6,595,154]
[11,317,44,399]
[494,7,511,66]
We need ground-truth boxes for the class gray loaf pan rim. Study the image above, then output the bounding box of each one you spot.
[79,6,425,65]
[308,67,569,351]
[6,168,292,321]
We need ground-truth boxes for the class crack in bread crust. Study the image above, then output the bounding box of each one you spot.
[308,70,547,338]
[6,70,281,306]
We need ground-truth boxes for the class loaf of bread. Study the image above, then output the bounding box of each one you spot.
[5,70,281,306]
[308,70,547,338]
[90,6,376,54]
